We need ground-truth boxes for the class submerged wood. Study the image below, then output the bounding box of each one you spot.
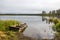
[9,23,27,32]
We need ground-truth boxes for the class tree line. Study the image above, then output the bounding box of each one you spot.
[42,9,60,16]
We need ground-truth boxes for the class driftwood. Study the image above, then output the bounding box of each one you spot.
[9,23,27,32]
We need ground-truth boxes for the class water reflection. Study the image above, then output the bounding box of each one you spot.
[42,15,46,21]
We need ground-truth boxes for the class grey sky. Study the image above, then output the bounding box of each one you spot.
[0,0,60,13]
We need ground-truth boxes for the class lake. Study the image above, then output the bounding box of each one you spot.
[0,15,54,39]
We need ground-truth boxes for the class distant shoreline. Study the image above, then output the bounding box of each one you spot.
[0,14,42,16]
[0,14,60,16]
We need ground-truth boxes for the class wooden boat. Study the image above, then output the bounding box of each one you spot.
[9,23,28,32]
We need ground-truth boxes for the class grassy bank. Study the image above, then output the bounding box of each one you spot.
[49,18,60,40]
[0,20,36,40]
[0,20,21,31]
[0,20,21,40]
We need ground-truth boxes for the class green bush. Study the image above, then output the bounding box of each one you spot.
[54,22,60,32]
[53,19,59,24]
[49,18,59,24]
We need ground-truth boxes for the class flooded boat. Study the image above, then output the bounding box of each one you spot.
[9,23,28,33]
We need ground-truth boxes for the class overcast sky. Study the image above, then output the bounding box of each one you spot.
[0,0,60,13]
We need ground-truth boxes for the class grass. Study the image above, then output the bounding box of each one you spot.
[49,18,60,40]
[0,20,21,31]
[0,20,21,40]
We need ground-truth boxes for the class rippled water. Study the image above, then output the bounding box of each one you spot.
[0,15,54,39]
